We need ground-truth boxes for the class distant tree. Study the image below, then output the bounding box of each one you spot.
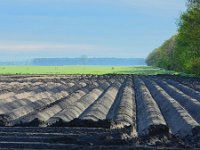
[146,35,177,70]
[187,0,200,9]
[146,0,200,75]
[176,1,200,73]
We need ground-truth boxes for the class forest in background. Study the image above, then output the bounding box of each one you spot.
[146,0,200,75]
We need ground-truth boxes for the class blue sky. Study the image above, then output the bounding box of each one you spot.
[0,0,186,61]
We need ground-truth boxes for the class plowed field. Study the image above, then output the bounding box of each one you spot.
[0,74,200,149]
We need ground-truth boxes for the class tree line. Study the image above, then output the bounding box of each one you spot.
[146,0,200,75]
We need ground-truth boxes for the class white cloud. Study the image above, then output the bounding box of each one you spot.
[0,43,96,52]
[0,42,147,58]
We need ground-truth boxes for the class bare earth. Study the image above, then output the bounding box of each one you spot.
[0,74,200,149]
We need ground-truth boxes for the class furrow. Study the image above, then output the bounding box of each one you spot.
[0,81,63,96]
[78,81,123,123]
[0,83,75,114]
[134,78,168,136]
[14,91,87,127]
[0,127,110,133]
[142,77,200,137]
[0,82,73,105]
[0,82,43,93]
[17,82,101,126]
[151,77,200,123]
[0,127,130,149]
[47,82,111,127]
[106,78,128,121]
[0,83,87,126]
[163,75,200,92]
[0,82,42,92]
[160,77,200,101]
[0,135,69,143]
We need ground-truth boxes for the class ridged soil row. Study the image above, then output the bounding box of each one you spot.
[0,82,42,91]
[108,77,136,128]
[47,80,112,127]
[116,77,136,126]
[0,82,88,126]
[150,77,200,123]
[0,82,72,100]
[0,80,71,94]
[0,83,50,109]
[0,82,45,102]
[0,82,75,114]
[134,78,168,136]
[142,77,200,137]
[159,77,200,101]
[78,79,124,124]
[165,76,200,92]
[0,76,74,83]
[0,80,44,87]
[17,81,106,126]
[0,81,74,104]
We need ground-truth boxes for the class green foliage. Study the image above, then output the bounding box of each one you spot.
[146,35,177,70]
[146,0,200,75]
[189,58,200,75]
[188,0,200,9]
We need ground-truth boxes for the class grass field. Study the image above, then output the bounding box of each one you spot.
[0,66,178,75]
